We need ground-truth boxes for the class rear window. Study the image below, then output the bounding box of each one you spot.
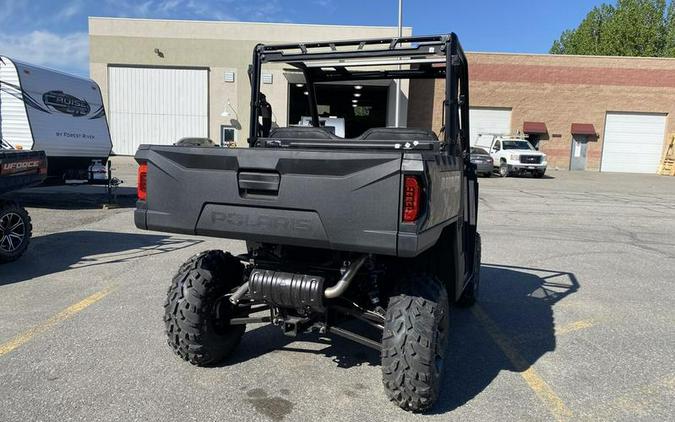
[471,147,488,155]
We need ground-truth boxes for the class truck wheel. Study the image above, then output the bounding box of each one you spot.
[381,273,449,412]
[0,202,32,264]
[499,161,509,177]
[534,170,546,178]
[164,250,247,366]
[457,233,481,308]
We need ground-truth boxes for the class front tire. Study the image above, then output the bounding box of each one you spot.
[499,161,510,177]
[164,250,247,366]
[534,170,546,178]
[381,274,449,412]
[0,202,32,264]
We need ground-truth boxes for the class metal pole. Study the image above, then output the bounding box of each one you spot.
[394,0,402,127]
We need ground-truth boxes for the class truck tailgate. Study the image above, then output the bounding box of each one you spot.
[135,146,403,255]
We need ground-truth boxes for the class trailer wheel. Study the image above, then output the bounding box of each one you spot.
[381,273,449,412]
[457,233,482,308]
[164,250,247,366]
[0,202,32,264]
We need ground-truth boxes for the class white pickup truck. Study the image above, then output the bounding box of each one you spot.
[476,136,548,178]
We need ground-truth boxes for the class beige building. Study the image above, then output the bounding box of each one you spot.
[89,17,411,154]
[409,52,675,172]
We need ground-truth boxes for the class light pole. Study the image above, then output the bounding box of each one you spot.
[394,0,402,127]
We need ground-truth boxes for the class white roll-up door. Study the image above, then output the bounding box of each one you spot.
[469,107,511,146]
[601,112,667,173]
[108,67,208,155]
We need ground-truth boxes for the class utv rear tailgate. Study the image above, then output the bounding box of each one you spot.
[135,146,403,255]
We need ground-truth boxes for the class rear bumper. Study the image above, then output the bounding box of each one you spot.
[473,162,493,173]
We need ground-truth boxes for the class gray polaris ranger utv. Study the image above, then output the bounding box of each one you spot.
[135,33,480,412]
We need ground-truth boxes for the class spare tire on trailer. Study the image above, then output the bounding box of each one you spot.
[0,201,32,263]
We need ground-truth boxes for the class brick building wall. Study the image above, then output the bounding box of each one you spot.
[408,52,675,171]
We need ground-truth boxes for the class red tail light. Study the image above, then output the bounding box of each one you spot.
[403,175,421,222]
[137,162,147,201]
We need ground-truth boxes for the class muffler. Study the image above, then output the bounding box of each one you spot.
[249,269,326,312]
[246,256,367,311]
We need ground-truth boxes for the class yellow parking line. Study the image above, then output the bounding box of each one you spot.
[472,305,573,421]
[0,287,114,357]
[556,319,594,336]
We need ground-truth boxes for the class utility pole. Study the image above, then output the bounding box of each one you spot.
[394,0,402,127]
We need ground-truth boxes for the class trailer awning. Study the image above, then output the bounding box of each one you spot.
[523,121,547,134]
[571,123,596,136]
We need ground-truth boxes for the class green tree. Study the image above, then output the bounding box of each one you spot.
[550,0,673,57]
[666,1,675,55]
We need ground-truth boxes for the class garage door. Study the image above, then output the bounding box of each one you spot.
[469,108,511,146]
[108,67,208,155]
[601,112,667,173]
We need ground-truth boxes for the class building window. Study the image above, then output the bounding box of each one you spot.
[221,125,236,147]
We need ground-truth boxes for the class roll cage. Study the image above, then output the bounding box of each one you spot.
[247,33,470,156]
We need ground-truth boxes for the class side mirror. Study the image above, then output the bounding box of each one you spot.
[493,146,500,152]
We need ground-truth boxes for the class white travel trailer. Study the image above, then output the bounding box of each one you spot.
[0,56,112,179]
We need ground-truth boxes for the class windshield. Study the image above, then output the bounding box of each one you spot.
[471,147,488,155]
[502,140,534,150]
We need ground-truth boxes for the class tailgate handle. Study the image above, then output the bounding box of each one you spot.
[238,171,280,195]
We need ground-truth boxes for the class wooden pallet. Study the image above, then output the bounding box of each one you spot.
[658,134,675,176]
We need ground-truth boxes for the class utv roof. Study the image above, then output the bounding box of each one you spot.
[254,34,464,82]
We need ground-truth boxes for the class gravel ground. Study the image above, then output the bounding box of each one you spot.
[1,160,673,421]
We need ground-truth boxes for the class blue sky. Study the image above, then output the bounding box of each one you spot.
[0,0,607,76]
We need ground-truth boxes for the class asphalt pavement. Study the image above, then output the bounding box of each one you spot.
[1,159,673,421]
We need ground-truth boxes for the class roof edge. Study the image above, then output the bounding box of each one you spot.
[88,16,413,31]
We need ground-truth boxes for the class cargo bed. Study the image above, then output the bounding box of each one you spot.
[0,150,47,195]
[135,143,461,257]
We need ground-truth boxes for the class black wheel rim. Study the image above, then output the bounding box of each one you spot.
[0,212,26,253]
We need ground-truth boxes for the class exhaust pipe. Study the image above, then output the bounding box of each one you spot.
[324,255,367,299]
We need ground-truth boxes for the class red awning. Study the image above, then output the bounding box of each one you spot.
[523,121,548,134]
[571,123,596,136]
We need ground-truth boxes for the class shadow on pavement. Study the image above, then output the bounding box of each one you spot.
[225,319,380,369]
[433,263,579,414]
[0,230,202,285]
[5,186,137,210]
[223,263,579,414]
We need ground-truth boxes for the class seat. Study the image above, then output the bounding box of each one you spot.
[268,127,340,140]
[357,128,438,141]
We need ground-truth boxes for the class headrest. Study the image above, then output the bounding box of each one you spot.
[357,128,438,141]
[268,127,339,140]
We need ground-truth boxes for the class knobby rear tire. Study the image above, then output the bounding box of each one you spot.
[164,250,246,366]
[381,273,449,412]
